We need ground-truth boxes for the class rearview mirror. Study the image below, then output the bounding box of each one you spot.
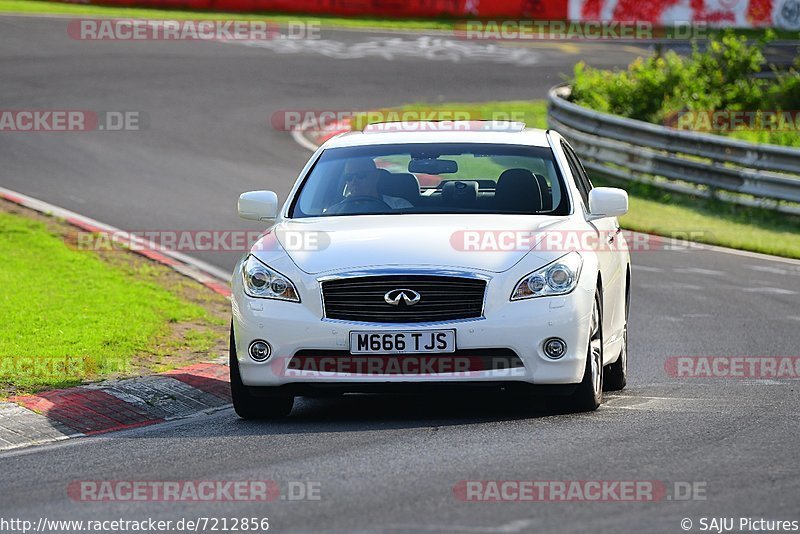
[238,190,279,221]
[408,158,458,175]
[588,187,628,220]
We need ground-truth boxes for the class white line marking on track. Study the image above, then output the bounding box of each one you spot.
[747,264,800,276]
[673,267,726,276]
[224,36,542,66]
[644,283,704,290]
[633,265,664,273]
[741,287,797,295]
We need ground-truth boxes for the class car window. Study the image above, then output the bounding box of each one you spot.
[570,145,594,191]
[290,143,570,218]
[561,141,592,209]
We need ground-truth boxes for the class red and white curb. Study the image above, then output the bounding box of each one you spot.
[1,364,230,451]
[0,186,235,451]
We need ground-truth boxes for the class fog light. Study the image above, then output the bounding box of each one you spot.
[543,338,567,359]
[248,340,272,362]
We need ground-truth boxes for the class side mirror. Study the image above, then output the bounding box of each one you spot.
[588,187,628,220]
[238,191,279,221]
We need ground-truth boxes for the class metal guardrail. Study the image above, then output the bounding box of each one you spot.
[547,85,800,214]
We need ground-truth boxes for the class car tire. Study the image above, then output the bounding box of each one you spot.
[604,280,629,392]
[568,290,603,412]
[229,323,294,420]
[603,324,627,391]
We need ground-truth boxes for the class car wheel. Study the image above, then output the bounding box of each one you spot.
[568,291,603,412]
[229,323,294,420]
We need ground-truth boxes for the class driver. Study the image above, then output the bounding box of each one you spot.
[342,158,413,209]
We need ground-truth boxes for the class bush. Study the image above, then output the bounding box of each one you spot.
[570,31,800,147]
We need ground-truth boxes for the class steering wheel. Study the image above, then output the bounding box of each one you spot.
[326,195,391,214]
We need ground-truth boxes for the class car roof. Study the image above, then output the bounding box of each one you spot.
[322,124,552,149]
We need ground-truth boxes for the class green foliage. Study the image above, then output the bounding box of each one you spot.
[571,31,800,147]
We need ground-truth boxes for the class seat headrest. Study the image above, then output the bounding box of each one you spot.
[377,171,421,202]
[495,168,543,212]
[442,181,478,206]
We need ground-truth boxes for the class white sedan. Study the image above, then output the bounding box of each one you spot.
[230,122,630,418]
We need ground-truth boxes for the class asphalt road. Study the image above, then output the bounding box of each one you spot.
[1,15,799,534]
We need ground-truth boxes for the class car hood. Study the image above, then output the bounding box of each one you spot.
[252,214,575,275]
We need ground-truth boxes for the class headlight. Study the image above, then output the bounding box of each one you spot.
[511,251,583,301]
[242,255,300,302]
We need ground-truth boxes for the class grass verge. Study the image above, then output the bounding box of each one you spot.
[0,199,229,398]
[355,99,799,258]
[597,178,800,259]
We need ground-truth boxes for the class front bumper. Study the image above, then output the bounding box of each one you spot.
[231,261,596,389]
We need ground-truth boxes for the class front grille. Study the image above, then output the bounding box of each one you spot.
[321,275,486,323]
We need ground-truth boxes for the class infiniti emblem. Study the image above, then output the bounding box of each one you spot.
[384,288,421,306]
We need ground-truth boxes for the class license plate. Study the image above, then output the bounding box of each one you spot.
[349,330,456,354]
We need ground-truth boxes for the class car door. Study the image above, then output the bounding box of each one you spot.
[560,141,625,354]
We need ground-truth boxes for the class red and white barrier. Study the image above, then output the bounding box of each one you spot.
[53,0,567,18]
[51,0,799,31]
[569,0,799,30]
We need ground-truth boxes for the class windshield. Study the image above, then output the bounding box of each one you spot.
[289,143,570,218]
